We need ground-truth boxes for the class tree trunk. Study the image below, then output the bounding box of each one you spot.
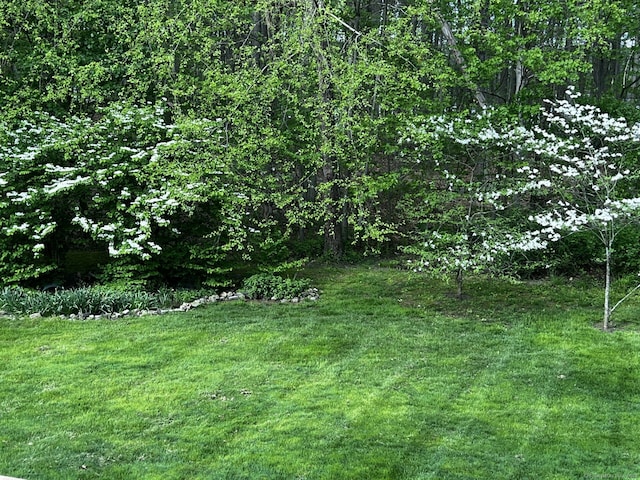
[604,245,612,330]
[513,14,524,99]
[437,13,487,108]
[306,0,345,257]
[321,164,344,257]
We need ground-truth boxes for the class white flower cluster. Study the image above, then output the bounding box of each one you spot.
[527,89,640,235]
[0,104,214,267]
[405,87,640,280]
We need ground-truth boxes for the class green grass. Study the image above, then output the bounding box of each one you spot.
[1,266,640,479]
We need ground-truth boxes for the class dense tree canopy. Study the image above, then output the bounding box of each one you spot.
[2,0,640,295]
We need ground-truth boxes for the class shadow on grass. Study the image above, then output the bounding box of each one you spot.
[308,265,640,330]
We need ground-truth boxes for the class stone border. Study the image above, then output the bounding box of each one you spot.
[3,288,321,320]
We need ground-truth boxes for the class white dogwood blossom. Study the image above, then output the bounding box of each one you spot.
[520,92,640,328]
[404,88,640,327]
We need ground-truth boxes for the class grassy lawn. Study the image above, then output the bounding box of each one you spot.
[1,266,640,479]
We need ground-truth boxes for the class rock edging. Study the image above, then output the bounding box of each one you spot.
[2,288,321,320]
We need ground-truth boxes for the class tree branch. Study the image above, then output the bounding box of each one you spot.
[611,281,640,314]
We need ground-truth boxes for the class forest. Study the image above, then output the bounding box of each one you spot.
[2,0,640,307]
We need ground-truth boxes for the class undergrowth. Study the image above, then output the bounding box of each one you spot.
[240,273,311,300]
[0,286,214,316]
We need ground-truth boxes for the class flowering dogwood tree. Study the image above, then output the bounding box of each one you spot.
[520,88,640,329]
[406,88,640,329]
[0,101,308,287]
[402,110,550,297]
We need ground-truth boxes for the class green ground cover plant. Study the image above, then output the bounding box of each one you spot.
[0,286,216,317]
[240,273,311,301]
[1,266,639,479]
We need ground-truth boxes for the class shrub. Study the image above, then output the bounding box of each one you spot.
[0,106,304,288]
[240,273,310,300]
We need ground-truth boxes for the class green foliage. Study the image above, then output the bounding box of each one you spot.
[551,232,606,277]
[2,0,640,285]
[555,225,640,278]
[0,285,213,317]
[613,226,640,274]
[240,273,311,300]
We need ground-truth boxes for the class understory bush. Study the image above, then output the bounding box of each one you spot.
[0,105,292,288]
[0,286,214,317]
[240,273,311,300]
